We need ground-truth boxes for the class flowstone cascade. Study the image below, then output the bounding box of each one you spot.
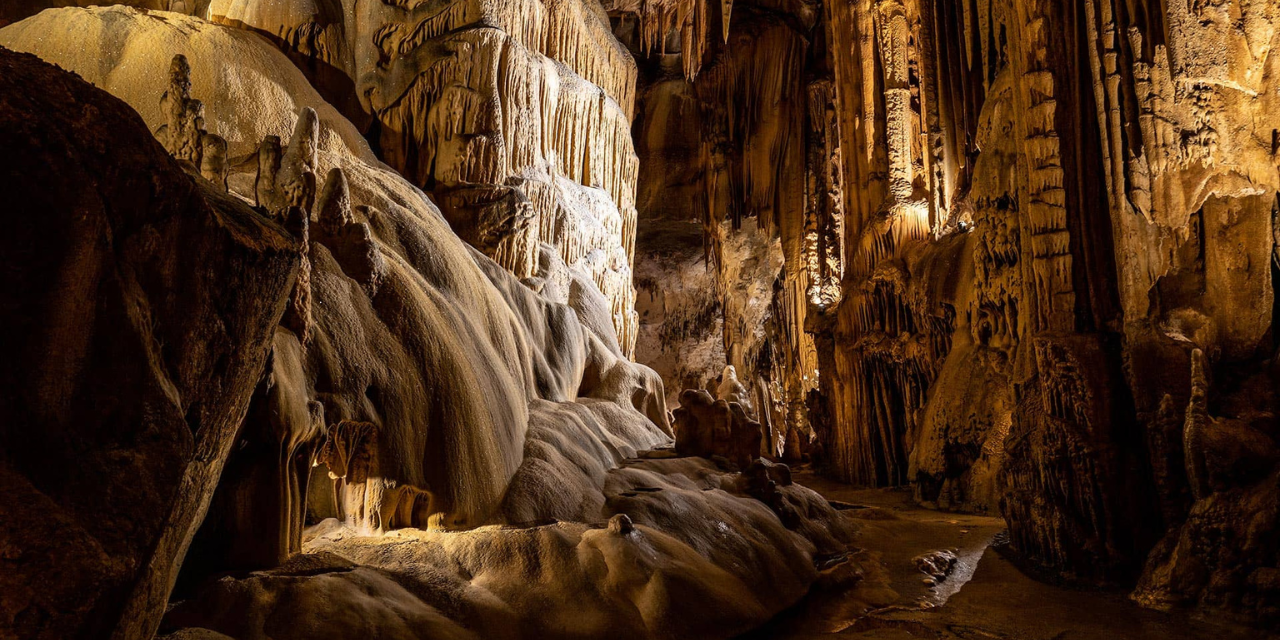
[4,0,1280,634]
[0,9,857,640]
[0,0,645,358]
[195,0,647,357]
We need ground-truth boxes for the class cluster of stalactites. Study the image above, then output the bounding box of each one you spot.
[316,419,435,533]
[634,0,729,80]
[824,260,956,485]
[370,29,640,356]
[766,270,821,452]
[371,0,636,117]
[811,0,987,486]
[696,22,807,236]
[677,19,814,457]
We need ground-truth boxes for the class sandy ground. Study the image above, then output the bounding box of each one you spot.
[742,471,1268,640]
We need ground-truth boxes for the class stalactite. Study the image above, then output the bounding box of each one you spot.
[619,0,742,81]
[367,16,641,355]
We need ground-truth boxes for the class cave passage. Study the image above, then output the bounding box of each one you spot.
[0,0,1277,639]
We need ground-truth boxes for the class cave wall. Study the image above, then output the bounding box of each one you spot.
[806,0,1280,601]
[0,47,299,639]
[621,0,1280,622]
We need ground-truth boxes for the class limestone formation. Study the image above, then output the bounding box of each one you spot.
[4,0,1280,635]
[0,14,861,638]
[618,0,1280,625]
[672,388,763,468]
[157,54,206,165]
[254,136,284,209]
[124,0,651,356]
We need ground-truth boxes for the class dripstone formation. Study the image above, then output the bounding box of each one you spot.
[0,10,851,640]
[619,0,1280,623]
[0,0,1278,637]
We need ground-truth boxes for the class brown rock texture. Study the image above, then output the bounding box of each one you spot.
[0,47,298,639]
[618,0,1280,625]
[4,0,1280,633]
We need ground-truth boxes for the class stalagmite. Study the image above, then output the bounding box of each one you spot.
[280,107,320,215]
[157,54,206,165]
[1184,348,1211,501]
[255,135,284,210]
[316,167,353,233]
[200,132,229,190]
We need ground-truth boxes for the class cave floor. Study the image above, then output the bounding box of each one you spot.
[744,472,1262,640]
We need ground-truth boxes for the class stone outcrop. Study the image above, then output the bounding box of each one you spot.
[0,47,298,640]
[672,388,763,468]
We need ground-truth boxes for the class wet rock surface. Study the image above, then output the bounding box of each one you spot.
[745,473,1260,640]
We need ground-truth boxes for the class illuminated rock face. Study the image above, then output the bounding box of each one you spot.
[0,9,854,640]
[189,0,646,357]
[0,0,645,356]
[619,0,1280,624]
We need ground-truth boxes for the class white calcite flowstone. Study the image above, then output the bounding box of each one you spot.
[0,8,856,640]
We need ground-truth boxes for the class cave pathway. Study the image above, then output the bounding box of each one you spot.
[742,472,1260,640]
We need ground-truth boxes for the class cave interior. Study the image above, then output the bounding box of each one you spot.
[0,0,1278,638]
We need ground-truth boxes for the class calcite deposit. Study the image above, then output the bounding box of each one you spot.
[619,0,1280,626]
[0,8,850,640]
[2,0,1279,636]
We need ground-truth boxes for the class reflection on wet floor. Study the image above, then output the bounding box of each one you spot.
[743,472,1261,640]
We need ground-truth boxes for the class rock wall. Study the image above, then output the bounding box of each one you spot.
[0,47,298,640]
[622,0,1280,625]
[195,0,646,356]
[805,0,1279,603]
